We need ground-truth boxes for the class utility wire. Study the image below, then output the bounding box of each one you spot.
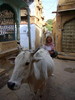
[42,0,58,10]
[42,0,58,20]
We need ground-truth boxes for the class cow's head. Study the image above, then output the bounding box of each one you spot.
[7,50,31,90]
[7,48,41,90]
[7,48,50,90]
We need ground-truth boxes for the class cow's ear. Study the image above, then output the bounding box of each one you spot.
[32,57,42,62]
[7,57,15,64]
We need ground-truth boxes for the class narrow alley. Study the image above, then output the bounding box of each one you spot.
[0,58,75,100]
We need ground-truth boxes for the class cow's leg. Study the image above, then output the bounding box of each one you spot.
[32,91,41,100]
[36,81,46,99]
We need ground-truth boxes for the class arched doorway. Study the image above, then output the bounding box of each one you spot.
[62,19,75,53]
[0,4,15,41]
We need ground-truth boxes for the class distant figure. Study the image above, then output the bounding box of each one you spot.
[43,36,58,58]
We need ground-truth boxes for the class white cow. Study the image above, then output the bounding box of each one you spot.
[7,48,54,95]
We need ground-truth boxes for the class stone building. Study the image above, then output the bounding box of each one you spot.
[53,0,75,60]
[20,0,45,49]
[0,0,32,57]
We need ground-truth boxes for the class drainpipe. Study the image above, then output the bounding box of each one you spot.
[22,0,32,49]
[15,20,20,41]
[27,6,32,49]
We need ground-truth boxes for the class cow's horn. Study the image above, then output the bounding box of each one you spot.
[31,47,40,55]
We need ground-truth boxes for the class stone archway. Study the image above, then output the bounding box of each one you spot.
[62,19,75,53]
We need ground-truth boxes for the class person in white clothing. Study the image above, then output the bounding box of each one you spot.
[43,36,58,58]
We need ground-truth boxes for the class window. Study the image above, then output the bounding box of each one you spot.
[0,4,15,41]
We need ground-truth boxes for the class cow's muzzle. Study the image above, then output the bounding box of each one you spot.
[7,81,15,90]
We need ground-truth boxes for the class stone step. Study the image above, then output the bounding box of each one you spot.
[0,68,6,76]
[57,55,75,60]
[0,48,19,58]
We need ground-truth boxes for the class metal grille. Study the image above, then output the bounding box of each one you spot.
[62,19,75,53]
[0,4,15,42]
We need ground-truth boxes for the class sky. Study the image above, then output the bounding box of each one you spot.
[42,0,58,21]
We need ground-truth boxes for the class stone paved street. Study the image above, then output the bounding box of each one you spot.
[0,58,75,100]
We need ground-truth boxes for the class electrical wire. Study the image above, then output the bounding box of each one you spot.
[42,0,58,11]
[42,0,58,14]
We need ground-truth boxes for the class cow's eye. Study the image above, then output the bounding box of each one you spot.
[25,62,30,65]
